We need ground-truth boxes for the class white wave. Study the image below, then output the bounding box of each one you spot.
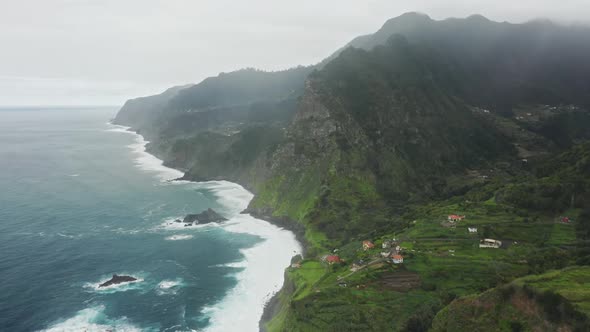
[111,228,143,235]
[57,232,78,239]
[39,305,142,332]
[156,279,185,296]
[157,217,220,231]
[165,234,194,241]
[198,183,302,332]
[106,123,184,181]
[84,274,145,293]
[195,181,253,216]
[67,174,80,177]
[105,124,133,134]
[209,261,248,269]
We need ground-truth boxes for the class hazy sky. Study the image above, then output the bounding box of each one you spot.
[1,0,588,106]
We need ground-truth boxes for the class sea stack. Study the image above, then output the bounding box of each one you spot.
[183,208,228,224]
[98,274,137,288]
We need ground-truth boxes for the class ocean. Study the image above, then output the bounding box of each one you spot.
[0,107,301,332]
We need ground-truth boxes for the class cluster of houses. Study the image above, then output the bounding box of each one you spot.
[367,239,404,265]
[313,212,508,273]
[443,214,506,248]
[321,238,406,272]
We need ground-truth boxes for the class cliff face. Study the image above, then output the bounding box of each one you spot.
[113,68,312,185]
[113,85,190,139]
[250,36,515,249]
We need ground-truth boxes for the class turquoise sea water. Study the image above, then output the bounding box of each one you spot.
[0,107,300,332]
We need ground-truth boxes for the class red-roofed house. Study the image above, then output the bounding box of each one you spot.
[325,255,342,265]
[448,215,465,222]
[362,241,375,251]
[391,254,404,264]
[561,217,570,223]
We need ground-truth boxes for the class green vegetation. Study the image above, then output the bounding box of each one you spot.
[113,12,590,332]
[431,267,590,332]
[262,142,590,331]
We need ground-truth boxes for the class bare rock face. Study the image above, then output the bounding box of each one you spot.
[99,274,137,288]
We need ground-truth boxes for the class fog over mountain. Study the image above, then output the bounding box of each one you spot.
[1,0,589,105]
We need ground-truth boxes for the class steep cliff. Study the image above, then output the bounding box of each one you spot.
[251,36,514,250]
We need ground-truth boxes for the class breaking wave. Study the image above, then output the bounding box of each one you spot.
[39,305,144,332]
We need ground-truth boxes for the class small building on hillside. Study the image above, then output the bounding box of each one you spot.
[291,262,301,269]
[561,217,570,223]
[325,255,342,265]
[468,227,478,233]
[382,240,392,249]
[448,214,466,222]
[362,241,375,251]
[350,263,362,272]
[381,251,390,258]
[391,254,404,264]
[479,238,502,248]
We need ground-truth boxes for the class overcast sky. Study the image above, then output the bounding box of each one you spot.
[1,0,588,106]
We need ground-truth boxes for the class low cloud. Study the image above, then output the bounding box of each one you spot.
[0,0,588,105]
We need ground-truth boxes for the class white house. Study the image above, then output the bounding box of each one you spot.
[468,227,478,233]
[479,238,502,248]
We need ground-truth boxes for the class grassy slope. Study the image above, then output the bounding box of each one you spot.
[431,266,590,332]
[258,39,590,331]
[263,142,590,330]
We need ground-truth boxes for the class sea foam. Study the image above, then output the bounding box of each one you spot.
[199,181,302,332]
[165,234,194,241]
[157,217,220,232]
[107,124,183,181]
[156,279,185,296]
[40,305,142,332]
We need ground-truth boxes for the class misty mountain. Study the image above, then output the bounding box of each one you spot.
[333,12,590,112]
[117,12,590,139]
[114,67,312,140]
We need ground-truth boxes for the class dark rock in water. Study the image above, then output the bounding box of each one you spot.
[183,208,227,224]
[184,223,192,227]
[99,274,137,288]
[174,219,182,223]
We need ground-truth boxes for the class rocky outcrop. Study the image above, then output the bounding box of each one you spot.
[98,274,137,288]
[182,208,228,224]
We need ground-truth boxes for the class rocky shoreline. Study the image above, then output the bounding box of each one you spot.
[116,124,304,332]
[240,207,308,332]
